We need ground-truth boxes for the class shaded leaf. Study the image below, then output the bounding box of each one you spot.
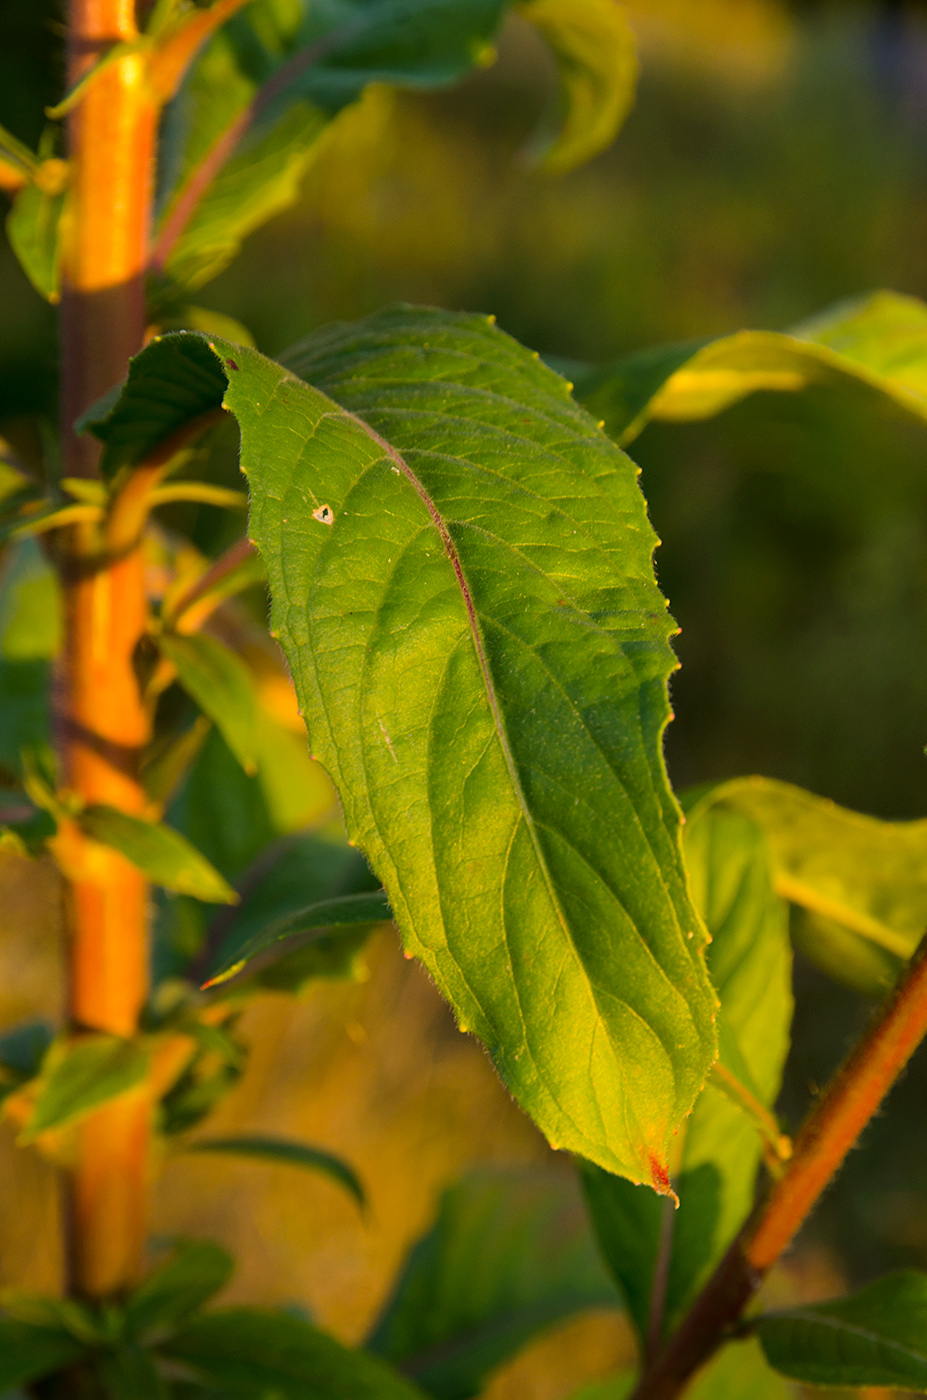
[89,310,718,1188]
[162,1307,427,1399]
[126,1240,234,1339]
[185,1135,365,1205]
[0,1318,86,1391]
[790,908,902,1000]
[517,0,637,174]
[94,1344,169,1400]
[6,179,65,303]
[0,539,60,780]
[203,890,391,986]
[158,630,259,774]
[368,1168,619,1400]
[690,776,927,964]
[80,804,238,904]
[0,1020,53,1078]
[582,804,791,1344]
[573,290,927,445]
[23,1034,149,1139]
[758,1270,927,1390]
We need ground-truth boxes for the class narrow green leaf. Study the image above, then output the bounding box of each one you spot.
[368,1169,618,1400]
[517,0,637,174]
[203,890,391,986]
[0,1318,86,1391]
[6,180,65,303]
[126,1240,234,1340]
[582,804,791,1344]
[573,290,927,444]
[0,539,60,781]
[758,1270,927,1390]
[80,804,238,903]
[689,776,927,964]
[185,1135,365,1205]
[90,310,718,1187]
[23,1034,150,1139]
[0,122,38,179]
[162,1308,427,1400]
[158,630,259,774]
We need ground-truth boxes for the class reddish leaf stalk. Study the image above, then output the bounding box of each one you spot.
[632,929,927,1400]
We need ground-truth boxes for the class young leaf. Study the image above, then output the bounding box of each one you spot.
[23,1034,150,1139]
[154,0,509,292]
[689,776,927,964]
[87,311,718,1189]
[582,804,791,1344]
[125,1240,234,1339]
[158,630,259,774]
[202,890,391,986]
[0,538,60,780]
[80,804,238,903]
[6,177,66,303]
[517,0,637,174]
[185,1135,365,1205]
[161,1307,427,1399]
[0,1317,87,1391]
[367,1168,618,1400]
[573,290,927,445]
[757,1270,927,1390]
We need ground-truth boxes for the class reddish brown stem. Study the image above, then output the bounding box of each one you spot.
[58,0,157,1298]
[632,929,927,1400]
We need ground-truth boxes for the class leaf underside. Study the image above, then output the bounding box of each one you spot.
[88,307,717,1188]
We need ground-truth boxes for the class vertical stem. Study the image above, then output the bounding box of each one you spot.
[632,930,927,1400]
[58,0,158,1298]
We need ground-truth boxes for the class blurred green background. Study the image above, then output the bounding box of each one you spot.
[4,0,927,1376]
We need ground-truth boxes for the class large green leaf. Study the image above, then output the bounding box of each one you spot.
[89,311,717,1187]
[689,777,927,967]
[125,1240,234,1339]
[94,1344,169,1400]
[582,803,791,1344]
[516,0,637,174]
[22,1034,150,1139]
[757,1271,927,1391]
[154,0,509,292]
[573,291,927,444]
[0,1317,87,1391]
[367,1169,619,1400]
[162,1308,427,1400]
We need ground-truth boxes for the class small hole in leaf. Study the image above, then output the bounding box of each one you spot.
[313,504,334,525]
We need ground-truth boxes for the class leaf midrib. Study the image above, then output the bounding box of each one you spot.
[768,1308,927,1370]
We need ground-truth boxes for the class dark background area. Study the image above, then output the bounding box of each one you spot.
[3,0,927,1303]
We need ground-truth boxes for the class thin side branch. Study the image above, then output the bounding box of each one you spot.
[633,929,927,1400]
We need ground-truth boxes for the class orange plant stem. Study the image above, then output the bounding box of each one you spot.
[59,0,158,1298]
[632,930,927,1400]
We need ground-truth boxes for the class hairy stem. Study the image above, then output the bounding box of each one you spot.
[632,930,927,1400]
[59,0,157,1298]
